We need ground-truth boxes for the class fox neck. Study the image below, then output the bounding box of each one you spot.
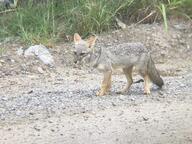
[89,47,102,68]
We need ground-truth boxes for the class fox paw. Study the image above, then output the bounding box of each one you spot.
[144,91,151,95]
[96,90,109,96]
[96,91,105,96]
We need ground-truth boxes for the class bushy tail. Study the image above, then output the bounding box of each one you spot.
[147,56,164,88]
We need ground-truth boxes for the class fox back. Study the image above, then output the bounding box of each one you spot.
[105,42,148,56]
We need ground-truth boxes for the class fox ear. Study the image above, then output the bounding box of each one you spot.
[87,35,97,49]
[74,33,81,43]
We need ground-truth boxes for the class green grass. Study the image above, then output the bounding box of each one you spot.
[158,3,168,32]
[56,0,133,36]
[0,0,191,45]
[0,0,57,45]
[0,45,6,56]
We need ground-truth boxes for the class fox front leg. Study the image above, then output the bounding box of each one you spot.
[96,71,112,96]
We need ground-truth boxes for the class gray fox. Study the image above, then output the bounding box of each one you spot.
[73,33,164,96]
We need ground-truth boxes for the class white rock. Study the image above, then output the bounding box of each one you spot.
[115,17,127,29]
[24,44,54,65]
[37,67,45,74]
[16,47,24,56]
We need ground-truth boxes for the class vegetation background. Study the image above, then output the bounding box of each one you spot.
[0,0,191,45]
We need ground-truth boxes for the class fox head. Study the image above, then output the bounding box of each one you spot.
[73,33,97,64]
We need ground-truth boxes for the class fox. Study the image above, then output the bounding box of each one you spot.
[73,33,164,96]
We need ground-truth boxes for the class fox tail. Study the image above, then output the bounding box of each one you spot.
[147,55,164,88]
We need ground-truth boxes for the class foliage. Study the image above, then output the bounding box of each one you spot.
[0,0,191,44]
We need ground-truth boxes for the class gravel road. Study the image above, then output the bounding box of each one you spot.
[0,20,192,144]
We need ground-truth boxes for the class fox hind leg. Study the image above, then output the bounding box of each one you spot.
[144,74,152,95]
[96,71,112,96]
[117,67,133,94]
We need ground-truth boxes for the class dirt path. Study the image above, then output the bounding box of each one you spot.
[0,20,192,144]
[0,71,192,144]
[1,102,192,144]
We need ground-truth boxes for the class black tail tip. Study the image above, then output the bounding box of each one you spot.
[157,78,164,88]
[134,79,144,84]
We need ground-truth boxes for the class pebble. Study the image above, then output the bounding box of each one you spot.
[37,67,44,74]
[33,126,41,132]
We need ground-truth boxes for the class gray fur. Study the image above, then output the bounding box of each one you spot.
[74,40,164,88]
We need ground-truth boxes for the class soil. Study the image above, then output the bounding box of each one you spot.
[0,20,192,144]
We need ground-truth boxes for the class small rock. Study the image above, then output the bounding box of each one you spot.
[172,34,180,39]
[48,120,54,123]
[173,24,187,30]
[158,91,164,96]
[16,47,24,56]
[34,126,41,132]
[1,97,8,101]
[7,128,12,131]
[28,90,33,94]
[37,67,44,74]
[180,83,185,87]
[179,39,186,45]
[15,111,22,116]
[115,17,127,29]
[142,117,149,121]
[11,59,15,63]
[0,59,5,63]
[112,102,117,106]
[83,115,89,121]
[118,111,124,116]
[188,34,192,38]
[29,112,34,115]
[160,51,166,57]
[119,95,125,101]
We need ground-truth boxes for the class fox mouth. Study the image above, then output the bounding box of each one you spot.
[73,48,102,66]
[73,52,91,64]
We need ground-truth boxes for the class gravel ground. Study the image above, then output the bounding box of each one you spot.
[0,69,192,144]
[0,20,192,144]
